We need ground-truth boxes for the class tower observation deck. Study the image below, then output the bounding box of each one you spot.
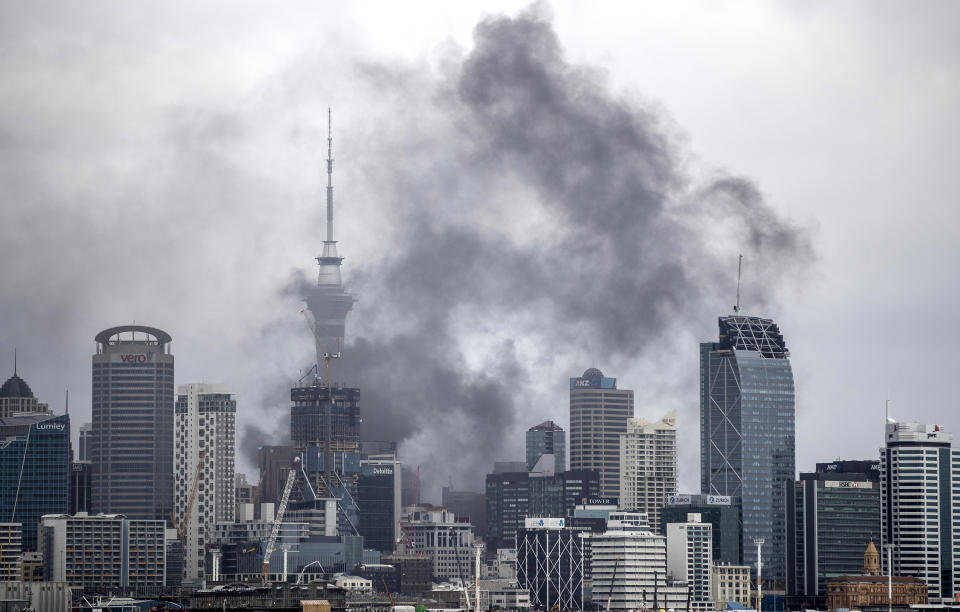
[305,109,355,370]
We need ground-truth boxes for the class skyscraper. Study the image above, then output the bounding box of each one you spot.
[0,412,70,551]
[304,109,355,367]
[881,420,960,603]
[700,315,795,582]
[175,383,237,585]
[620,412,677,533]
[526,420,566,472]
[569,368,634,498]
[785,460,881,604]
[91,325,174,522]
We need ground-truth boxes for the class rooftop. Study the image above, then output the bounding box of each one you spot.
[0,373,33,399]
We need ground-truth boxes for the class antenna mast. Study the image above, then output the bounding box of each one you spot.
[326,107,334,243]
[735,254,743,313]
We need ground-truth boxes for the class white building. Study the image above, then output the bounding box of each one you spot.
[619,412,677,533]
[174,383,237,585]
[0,523,22,581]
[712,563,751,610]
[666,513,713,609]
[334,574,372,593]
[400,505,474,582]
[591,512,688,611]
[881,420,960,603]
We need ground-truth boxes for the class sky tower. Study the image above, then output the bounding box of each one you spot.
[305,109,355,371]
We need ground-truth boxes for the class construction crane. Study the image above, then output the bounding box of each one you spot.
[262,456,302,584]
[606,556,620,612]
[300,309,340,388]
[173,449,207,542]
[382,578,395,607]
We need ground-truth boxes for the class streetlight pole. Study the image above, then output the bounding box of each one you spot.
[885,544,893,612]
[754,539,764,612]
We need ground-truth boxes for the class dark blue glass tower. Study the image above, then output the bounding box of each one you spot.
[700,315,795,583]
[0,413,70,551]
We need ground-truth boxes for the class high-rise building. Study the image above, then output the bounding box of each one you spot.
[526,421,566,472]
[0,413,70,551]
[700,315,795,581]
[662,493,741,565]
[666,514,713,610]
[785,460,881,603]
[40,513,166,597]
[91,325,174,522]
[569,368,634,498]
[620,412,677,533]
[881,420,960,603]
[258,445,294,506]
[304,110,355,367]
[516,518,586,611]
[77,422,92,461]
[174,383,237,585]
[358,454,402,553]
[0,367,50,417]
[591,512,689,610]
[69,461,92,515]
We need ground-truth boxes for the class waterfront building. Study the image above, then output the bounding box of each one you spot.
[0,523,22,580]
[712,563,752,609]
[570,368,634,498]
[91,325,174,521]
[516,518,585,611]
[880,420,960,603]
[786,460,881,602]
[700,315,795,581]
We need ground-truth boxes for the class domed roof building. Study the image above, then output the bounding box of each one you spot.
[0,358,49,417]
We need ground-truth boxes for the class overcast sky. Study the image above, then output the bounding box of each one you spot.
[1,1,958,500]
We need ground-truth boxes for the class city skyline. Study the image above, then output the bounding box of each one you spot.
[1,2,958,500]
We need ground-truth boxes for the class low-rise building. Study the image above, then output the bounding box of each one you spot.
[826,575,927,611]
[0,580,71,612]
[712,562,751,610]
[334,574,372,593]
[382,553,433,596]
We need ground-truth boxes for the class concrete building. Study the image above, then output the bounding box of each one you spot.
[700,315,795,582]
[358,454,401,553]
[666,514,712,610]
[40,512,166,597]
[516,518,585,612]
[591,512,689,611]
[91,325,174,522]
[620,412,677,533]
[0,523,22,580]
[662,493,741,565]
[881,420,960,603]
[570,368,634,498]
[0,368,50,418]
[174,383,237,585]
[712,563,752,610]
[0,412,70,551]
[381,554,433,596]
[785,460,881,603]
[400,505,474,583]
[526,420,566,472]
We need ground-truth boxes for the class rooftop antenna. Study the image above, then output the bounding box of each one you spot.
[13,348,16,376]
[65,389,69,414]
[326,107,334,244]
[734,254,743,313]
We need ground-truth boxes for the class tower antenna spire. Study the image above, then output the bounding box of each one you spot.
[734,254,743,313]
[326,107,334,243]
[13,348,17,376]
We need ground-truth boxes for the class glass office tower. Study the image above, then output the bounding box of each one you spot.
[700,315,795,583]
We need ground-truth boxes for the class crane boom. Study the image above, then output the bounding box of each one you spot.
[262,456,301,584]
[177,449,207,542]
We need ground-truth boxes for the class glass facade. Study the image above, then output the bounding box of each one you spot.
[661,496,742,565]
[700,316,795,582]
[0,413,70,551]
[526,421,567,472]
[785,461,881,601]
[358,462,398,552]
[91,326,174,522]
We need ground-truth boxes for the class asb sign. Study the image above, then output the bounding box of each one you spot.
[525,517,565,529]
